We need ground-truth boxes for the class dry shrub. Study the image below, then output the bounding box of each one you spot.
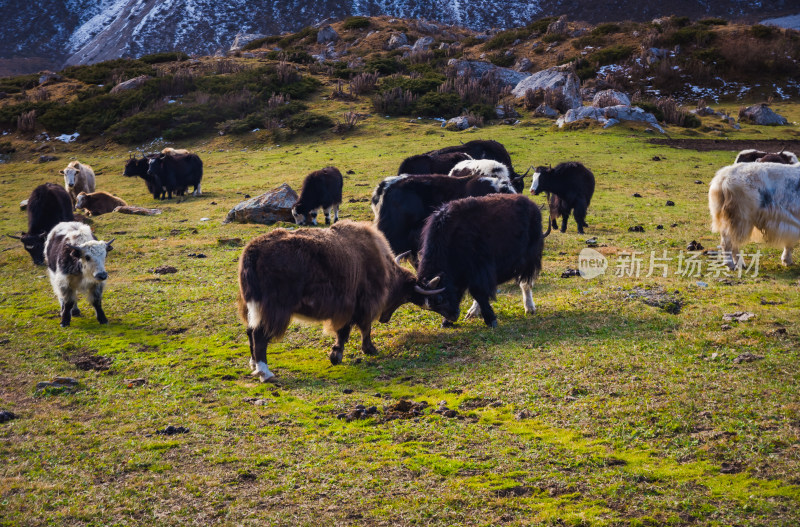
[408,49,434,65]
[461,111,484,127]
[349,72,379,95]
[276,61,298,84]
[17,110,36,133]
[523,88,568,113]
[332,110,362,133]
[593,91,622,108]
[267,93,289,109]
[438,70,504,106]
[211,59,246,75]
[193,92,211,105]
[372,87,417,115]
[330,79,356,101]
[30,87,49,102]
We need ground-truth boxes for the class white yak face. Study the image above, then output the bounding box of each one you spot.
[74,240,112,281]
[529,172,541,194]
[75,193,87,208]
[64,168,78,188]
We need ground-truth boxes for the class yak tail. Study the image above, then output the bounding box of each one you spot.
[541,192,553,239]
[708,169,758,245]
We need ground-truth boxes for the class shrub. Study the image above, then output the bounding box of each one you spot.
[461,36,484,47]
[0,74,39,94]
[139,52,189,64]
[365,56,403,75]
[655,97,700,127]
[527,17,558,34]
[61,59,154,85]
[414,92,462,117]
[484,29,527,50]
[657,26,715,47]
[697,18,728,27]
[372,87,417,116]
[488,53,515,67]
[750,24,777,39]
[438,71,505,107]
[16,110,37,133]
[342,16,371,30]
[541,33,565,44]
[0,141,15,154]
[592,23,621,36]
[285,112,333,132]
[590,45,635,66]
[523,88,569,113]
[265,48,314,64]
[332,111,362,133]
[467,103,496,121]
[572,34,605,49]
[350,72,379,95]
[379,73,445,96]
[0,102,55,129]
[633,101,665,122]
[242,35,282,51]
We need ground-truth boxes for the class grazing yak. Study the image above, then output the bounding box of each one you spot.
[291,167,344,225]
[147,152,203,200]
[372,172,517,261]
[415,194,549,328]
[423,140,529,191]
[60,161,95,206]
[709,162,800,268]
[530,162,595,234]
[734,149,798,164]
[397,152,472,176]
[9,183,74,265]
[76,191,128,216]
[44,222,114,327]
[237,221,442,382]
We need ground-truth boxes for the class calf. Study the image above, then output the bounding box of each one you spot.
[415,193,548,328]
[146,153,203,199]
[237,221,440,382]
[735,149,798,164]
[530,162,595,234]
[709,162,800,268]
[397,152,472,176]
[60,161,96,206]
[9,183,74,265]
[44,222,114,327]
[291,167,344,225]
[372,172,517,260]
[76,191,128,216]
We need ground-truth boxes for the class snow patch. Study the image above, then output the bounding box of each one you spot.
[56,133,80,143]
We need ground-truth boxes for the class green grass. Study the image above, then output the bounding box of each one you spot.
[1,101,799,525]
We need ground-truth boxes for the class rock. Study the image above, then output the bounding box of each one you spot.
[666,200,675,206]
[37,155,58,163]
[447,59,529,87]
[556,105,665,133]
[224,183,298,225]
[412,36,435,51]
[114,205,162,215]
[414,20,440,33]
[19,199,28,211]
[229,32,266,52]
[628,225,644,232]
[241,52,255,59]
[739,104,788,126]
[533,103,559,118]
[633,193,642,197]
[110,75,151,94]
[317,25,339,44]
[156,425,189,435]
[511,65,582,109]
[125,378,147,388]
[723,311,755,322]
[38,71,62,85]
[444,116,471,131]
[386,33,409,50]
[592,89,631,108]
[644,47,670,64]
[547,15,569,34]
[0,410,17,423]
[733,352,764,364]
[514,57,533,72]
[561,268,581,278]
[686,240,704,251]
[35,377,79,393]
[495,106,520,119]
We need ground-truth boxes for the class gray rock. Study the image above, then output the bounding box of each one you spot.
[556,105,665,133]
[241,52,255,59]
[592,89,631,108]
[37,155,58,163]
[514,57,533,72]
[739,104,788,126]
[110,75,151,94]
[644,47,670,64]
[447,59,529,87]
[415,20,440,33]
[229,32,266,52]
[38,71,62,85]
[386,33,409,50]
[495,106,520,119]
[533,103,559,118]
[412,36,435,51]
[224,183,298,225]
[547,15,568,35]
[317,25,339,44]
[443,116,471,131]
[439,42,450,50]
[511,65,582,109]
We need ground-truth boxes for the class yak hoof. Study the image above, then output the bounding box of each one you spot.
[71,306,81,316]
[363,344,378,356]
[60,322,70,328]
[441,319,456,328]
[98,317,109,325]
[486,319,498,329]
[329,347,344,365]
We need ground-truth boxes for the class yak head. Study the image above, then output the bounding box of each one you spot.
[510,166,530,193]
[378,251,446,323]
[291,203,317,226]
[529,165,552,195]
[66,238,114,281]
[61,165,80,188]
[414,274,460,323]
[123,155,149,177]
[9,232,47,265]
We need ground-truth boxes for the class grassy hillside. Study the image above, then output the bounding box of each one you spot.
[1,92,799,525]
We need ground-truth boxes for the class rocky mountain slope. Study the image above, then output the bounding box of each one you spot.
[0,0,794,75]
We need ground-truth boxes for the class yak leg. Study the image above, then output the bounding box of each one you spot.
[357,322,378,356]
[193,182,202,196]
[573,199,588,234]
[58,286,78,328]
[246,328,256,372]
[552,217,559,230]
[87,283,108,324]
[782,245,795,266]
[468,288,497,328]
[332,204,339,223]
[465,300,481,320]
[520,280,536,315]
[323,206,332,225]
[329,324,351,365]
[71,303,81,317]
[560,212,570,233]
[251,327,275,382]
[720,235,741,270]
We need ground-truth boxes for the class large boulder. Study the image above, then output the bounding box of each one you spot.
[412,36,435,51]
[511,65,582,110]
[547,15,569,35]
[592,89,631,107]
[443,116,471,131]
[110,75,151,94]
[224,183,298,225]
[557,105,665,133]
[739,104,788,126]
[533,103,559,118]
[447,59,529,87]
[386,33,409,50]
[229,33,266,52]
[317,25,339,44]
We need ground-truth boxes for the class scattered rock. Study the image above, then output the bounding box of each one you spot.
[37,155,58,163]
[495,105,520,119]
[125,378,146,388]
[533,103,559,118]
[187,253,207,258]
[114,205,162,215]
[39,71,63,85]
[514,57,533,72]
[739,104,788,126]
[561,268,581,278]
[229,32,267,52]
[337,404,379,422]
[546,14,569,35]
[383,399,428,421]
[628,225,644,232]
[150,265,178,275]
[556,105,665,133]
[35,377,79,394]
[224,183,298,225]
[69,351,112,371]
[666,200,675,206]
[110,75,151,94]
[317,25,339,44]
[386,33,409,50]
[632,193,642,197]
[0,410,17,423]
[723,311,755,322]
[687,240,704,251]
[444,116,471,131]
[412,36,435,51]
[512,65,582,109]
[156,425,189,435]
[449,59,529,88]
[734,352,764,364]
[592,89,631,108]
[720,462,743,474]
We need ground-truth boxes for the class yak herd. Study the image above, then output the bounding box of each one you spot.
[8,138,800,383]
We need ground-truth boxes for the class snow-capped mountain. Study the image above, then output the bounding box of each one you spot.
[0,0,791,74]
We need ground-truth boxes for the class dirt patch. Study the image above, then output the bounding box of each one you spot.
[626,286,683,314]
[383,399,428,421]
[150,265,178,275]
[459,398,502,410]
[69,351,113,371]
[648,139,800,152]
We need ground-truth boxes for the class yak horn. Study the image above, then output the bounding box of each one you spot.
[427,276,441,288]
[395,250,412,264]
[105,238,115,246]
[414,285,446,296]
[522,166,531,177]
[6,234,22,240]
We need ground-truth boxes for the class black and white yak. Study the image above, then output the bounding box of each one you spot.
[734,149,798,164]
[422,140,529,192]
[530,162,595,234]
